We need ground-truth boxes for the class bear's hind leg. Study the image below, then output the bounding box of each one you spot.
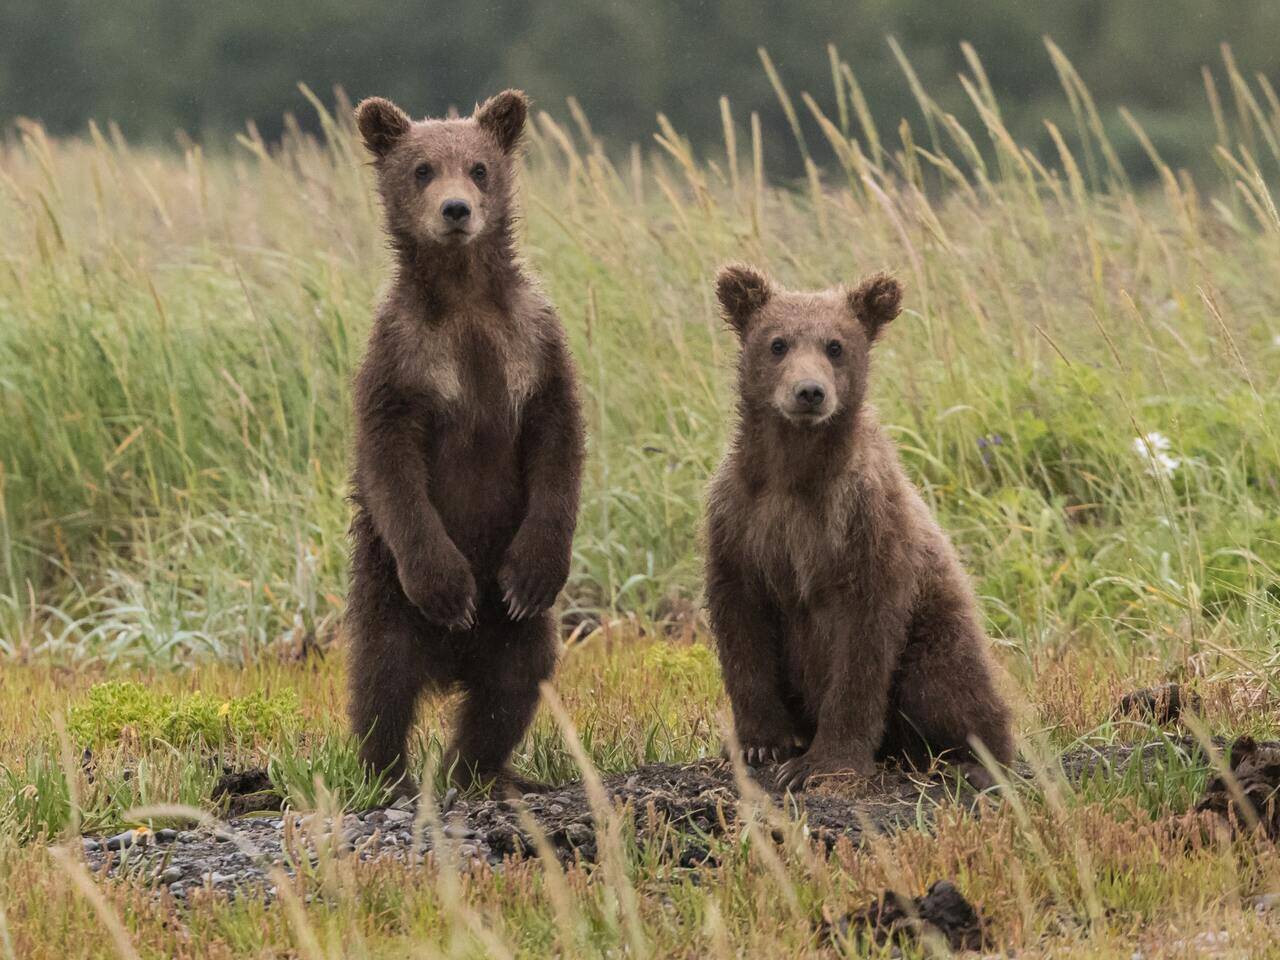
[347,557,443,798]
[894,592,1015,768]
[447,610,558,794]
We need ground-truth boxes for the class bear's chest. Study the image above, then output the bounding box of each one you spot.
[407,315,541,414]
[739,489,853,602]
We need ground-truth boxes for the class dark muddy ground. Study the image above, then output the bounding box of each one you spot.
[826,879,989,953]
[77,733,1271,901]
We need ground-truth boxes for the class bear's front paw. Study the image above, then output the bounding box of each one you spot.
[776,749,875,792]
[734,735,807,768]
[499,532,569,621]
[398,550,477,631]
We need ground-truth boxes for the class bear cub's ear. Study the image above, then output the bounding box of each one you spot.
[356,97,411,158]
[848,272,903,341]
[715,263,772,336]
[475,89,529,153]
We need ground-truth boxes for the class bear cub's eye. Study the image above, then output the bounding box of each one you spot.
[770,337,788,357]
[826,340,843,359]
[414,163,433,183]
[470,162,487,183]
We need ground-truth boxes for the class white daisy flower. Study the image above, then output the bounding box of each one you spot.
[1132,431,1181,477]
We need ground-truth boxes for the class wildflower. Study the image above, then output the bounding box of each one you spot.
[1132,431,1181,477]
[976,434,1003,466]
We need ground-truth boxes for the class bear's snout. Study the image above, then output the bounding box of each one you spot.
[441,199,472,225]
[418,172,486,244]
[771,353,837,423]
[793,380,826,411]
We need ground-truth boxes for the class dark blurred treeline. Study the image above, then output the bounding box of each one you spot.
[3,0,1278,179]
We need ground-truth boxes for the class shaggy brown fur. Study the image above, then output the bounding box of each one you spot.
[704,264,1014,790]
[347,90,584,796]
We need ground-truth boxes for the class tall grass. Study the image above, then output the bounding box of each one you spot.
[0,41,1278,667]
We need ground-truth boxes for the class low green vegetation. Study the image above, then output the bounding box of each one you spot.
[67,682,302,748]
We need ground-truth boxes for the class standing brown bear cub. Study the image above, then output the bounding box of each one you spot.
[347,90,584,796]
[705,265,1014,790]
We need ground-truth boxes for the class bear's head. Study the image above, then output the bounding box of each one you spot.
[355,90,528,250]
[715,264,903,427]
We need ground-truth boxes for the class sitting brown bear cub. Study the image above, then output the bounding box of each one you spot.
[346,90,584,797]
[704,264,1014,790]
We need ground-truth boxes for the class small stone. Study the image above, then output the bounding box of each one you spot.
[560,822,593,847]
[168,882,187,899]
[210,872,236,885]
[383,808,413,823]
[486,824,527,856]
[390,795,414,812]
[105,830,142,851]
[444,823,476,840]
[154,829,179,843]
[81,837,101,853]
[547,804,565,816]
[159,866,184,885]
[177,831,198,843]
[1251,892,1280,914]
[457,844,478,860]
[440,787,459,814]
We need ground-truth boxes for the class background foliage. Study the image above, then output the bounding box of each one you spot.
[4,1,1280,181]
[1,35,1278,666]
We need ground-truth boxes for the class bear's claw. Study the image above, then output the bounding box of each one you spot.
[445,596,477,632]
[739,737,806,768]
[498,545,566,622]
[776,751,874,791]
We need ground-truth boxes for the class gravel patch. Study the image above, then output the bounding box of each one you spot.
[77,737,1272,900]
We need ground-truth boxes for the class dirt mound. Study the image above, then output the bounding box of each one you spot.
[478,758,973,862]
[212,767,282,817]
[78,756,983,899]
[78,738,1280,900]
[1196,736,1280,839]
[1115,684,1202,725]
[826,879,988,952]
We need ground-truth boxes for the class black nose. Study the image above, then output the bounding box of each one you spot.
[794,381,826,409]
[441,199,471,223]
